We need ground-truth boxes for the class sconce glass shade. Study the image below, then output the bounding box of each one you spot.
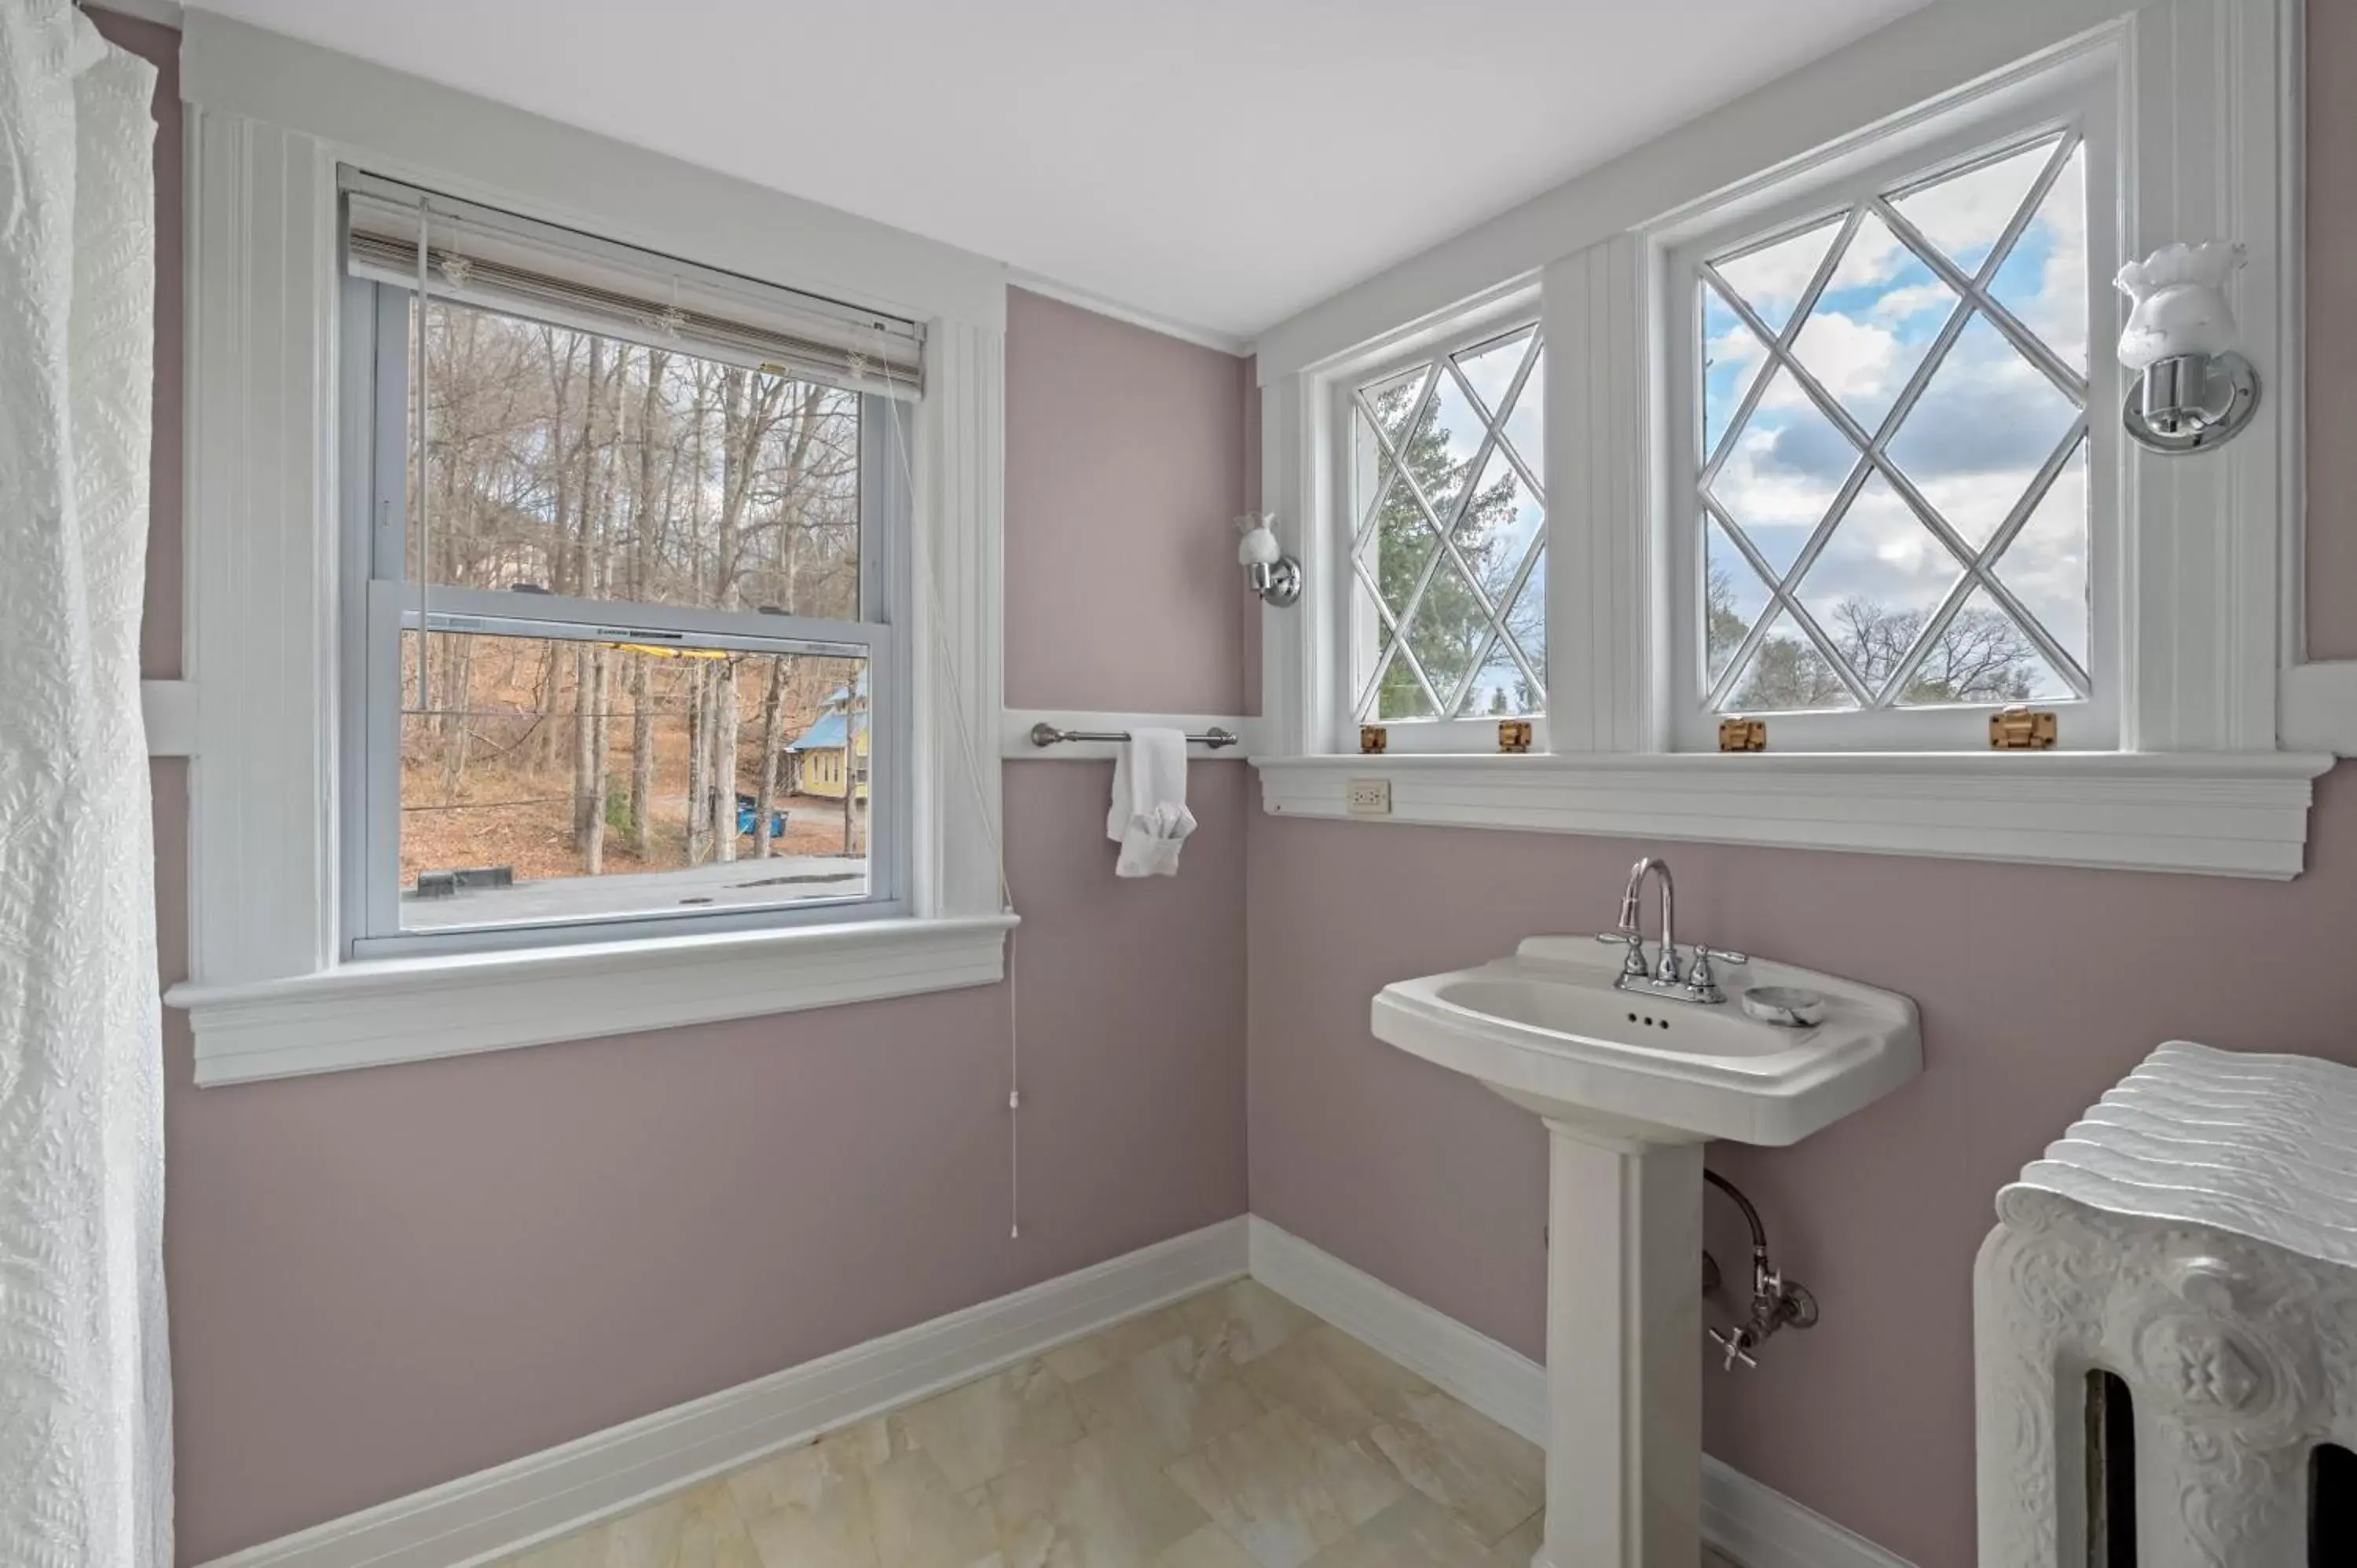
[2115,240,2244,370]
[1233,512,1301,606]
[2115,241,2260,453]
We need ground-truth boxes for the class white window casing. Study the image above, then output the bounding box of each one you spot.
[1252,0,2333,879]
[169,13,1010,1083]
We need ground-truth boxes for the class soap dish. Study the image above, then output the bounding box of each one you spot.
[1741,986,1827,1028]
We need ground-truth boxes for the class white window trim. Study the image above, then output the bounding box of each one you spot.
[168,13,1011,1085]
[1251,0,2335,881]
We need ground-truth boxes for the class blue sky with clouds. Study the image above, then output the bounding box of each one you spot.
[1699,137,2089,708]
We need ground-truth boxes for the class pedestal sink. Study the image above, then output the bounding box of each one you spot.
[1372,933,1920,1568]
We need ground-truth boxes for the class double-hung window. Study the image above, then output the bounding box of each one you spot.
[338,172,918,955]
[1339,314,1548,749]
[1666,86,2115,751]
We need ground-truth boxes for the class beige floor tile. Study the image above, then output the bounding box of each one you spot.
[1174,1280,1321,1371]
[984,1425,1211,1568]
[1299,1493,1495,1568]
[1164,1406,1406,1568]
[865,1450,1008,1568]
[1043,1303,1197,1385]
[1482,1514,1541,1568]
[1153,1525,1266,1568]
[888,1358,1087,1493]
[1240,1328,1433,1443]
[1366,1394,1541,1545]
[670,1483,764,1568]
[731,1432,880,1568]
[1069,1331,1267,1458]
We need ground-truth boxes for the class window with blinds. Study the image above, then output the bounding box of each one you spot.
[336,170,912,957]
[341,169,925,397]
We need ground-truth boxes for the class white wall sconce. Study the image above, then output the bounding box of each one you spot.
[1237,513,1301,606]
[2116,240,2261,453]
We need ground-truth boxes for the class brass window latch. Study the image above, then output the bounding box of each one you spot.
[1717,717,1766,753]
[1989,706,2058,750]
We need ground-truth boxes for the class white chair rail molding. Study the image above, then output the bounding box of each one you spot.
[1244,0,2341,881]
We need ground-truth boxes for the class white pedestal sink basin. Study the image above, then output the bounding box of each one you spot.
[1373,935,1920,1568]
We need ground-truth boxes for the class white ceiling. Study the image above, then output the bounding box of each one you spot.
[192,0,1935,344]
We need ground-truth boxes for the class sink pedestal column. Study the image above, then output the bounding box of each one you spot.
[1535,1120,1705,1568]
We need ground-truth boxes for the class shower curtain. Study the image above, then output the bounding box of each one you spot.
[0,2,171,1563]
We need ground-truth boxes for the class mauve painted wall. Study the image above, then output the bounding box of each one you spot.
[118,45,1255,1551]
[1005,287,1252,715]
[1244,19,2357,1566]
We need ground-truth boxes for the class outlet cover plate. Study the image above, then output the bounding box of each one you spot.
[1347,778,1392,815]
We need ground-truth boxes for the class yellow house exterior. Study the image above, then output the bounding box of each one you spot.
[790,723,869,801]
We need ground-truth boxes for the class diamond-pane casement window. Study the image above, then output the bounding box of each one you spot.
[1696,132,2090,717]
[1351,325,1546,722]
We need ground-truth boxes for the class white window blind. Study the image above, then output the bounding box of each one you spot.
[340,168,926,397]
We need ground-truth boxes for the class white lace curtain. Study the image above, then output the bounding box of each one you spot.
[0,2,171,1563]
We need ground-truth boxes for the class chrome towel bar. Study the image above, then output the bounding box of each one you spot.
[1028,722,1238,749]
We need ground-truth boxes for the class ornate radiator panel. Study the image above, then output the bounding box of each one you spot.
[1976,1042,2357,1566]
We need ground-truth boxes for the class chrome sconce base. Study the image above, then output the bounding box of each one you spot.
[1246,555,1302,607]
[2121,349,2260,453]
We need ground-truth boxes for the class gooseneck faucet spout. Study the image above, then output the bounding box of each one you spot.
[1622,856,1678,984]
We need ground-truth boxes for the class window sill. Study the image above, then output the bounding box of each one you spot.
[167,913,1018,1086]
[1249,749,2337,880]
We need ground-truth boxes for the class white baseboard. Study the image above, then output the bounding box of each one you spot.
[201,1213,1909,1568]
[200,1217,1250,1568]
[1244,1215,1548,1446]
[1244,1217,1912,1568]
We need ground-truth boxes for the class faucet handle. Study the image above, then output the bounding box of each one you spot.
[1595,930,1648,977]
[1708,1325,1758,1372]
[1692,944,1748,965]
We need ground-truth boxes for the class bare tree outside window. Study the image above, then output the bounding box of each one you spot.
[398,299,871,907]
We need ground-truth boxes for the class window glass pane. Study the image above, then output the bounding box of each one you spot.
[1728,609,1857,713]
[1989,141,2088,373]
[1702,283,1770,461]
[398,627,868,931]
[411,297,862,620]
[1502,344,1544,485]
[1993,436,2090,674]
[1712,215,1843,340]
[1789,208,1958,433]
[1883,312,2077,550]
[1887,137,2056,276]
[1709,365,1855,581]
[1453,328,1532,419]
[1398,551,1488,716]
[1795,472,1959,694]
[1400,365,1488,527]
[1901,586,2069,705]
[1705,518,1771,687]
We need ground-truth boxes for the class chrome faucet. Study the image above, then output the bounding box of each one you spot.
[1622,856,1680,984]
[1598,855,1747,1005]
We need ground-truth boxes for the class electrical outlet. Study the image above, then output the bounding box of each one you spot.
[1346,777,1392,815]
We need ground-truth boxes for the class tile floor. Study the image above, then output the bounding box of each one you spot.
[490,1279,1743,1568]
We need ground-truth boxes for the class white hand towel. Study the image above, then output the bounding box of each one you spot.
[1107,727,1196,877]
